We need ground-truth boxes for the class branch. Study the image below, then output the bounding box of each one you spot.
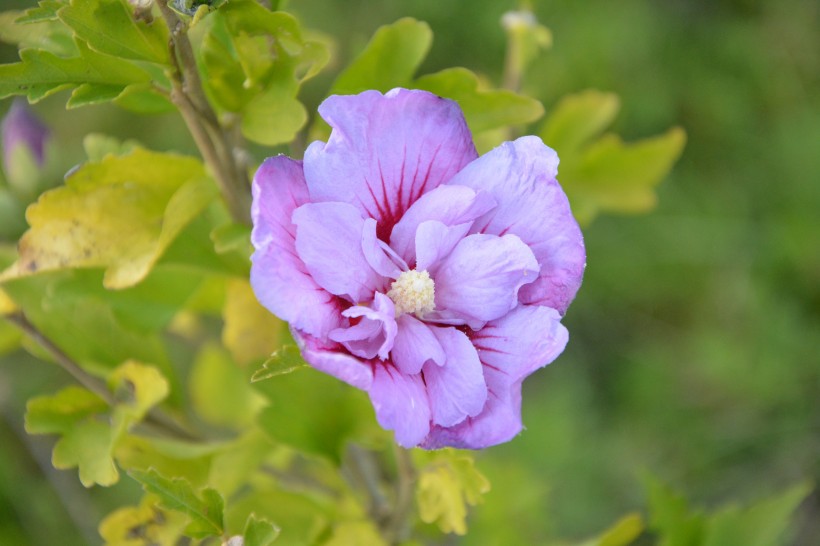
[4,311,200,442]
[156,0,252,225]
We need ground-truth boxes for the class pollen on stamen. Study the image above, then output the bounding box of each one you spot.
[387,269,435,317]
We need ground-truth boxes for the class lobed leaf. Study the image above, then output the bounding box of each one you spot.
[57,0,170,65]
[98,495,188,546]
[541,89,620,153]
[25,386,107,435]
[0,148,217,289]
[250,345,306,383]
[14,1,65,24]
[129,468,225,539]
[109,360,170,427]
[52,418,118,487]
[415,450,490,535]
[0,39,153,104]
[414,67,544,133]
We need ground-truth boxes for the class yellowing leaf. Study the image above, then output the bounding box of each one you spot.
[223,278,284,366]
[25,385,107,435]
[1,148,217,289]
[99,495,187,546]
[415,450,490,535]
[0,287,17,315]
[109,360,169,429]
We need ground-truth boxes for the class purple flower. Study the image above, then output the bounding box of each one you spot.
[250,89,585,449]
[1,99,50,171]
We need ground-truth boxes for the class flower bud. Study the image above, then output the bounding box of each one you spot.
[2,99,49,170]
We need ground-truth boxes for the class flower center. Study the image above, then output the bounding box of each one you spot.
[387,269,435,317]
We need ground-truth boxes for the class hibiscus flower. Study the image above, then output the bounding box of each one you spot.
[250,88,585,449]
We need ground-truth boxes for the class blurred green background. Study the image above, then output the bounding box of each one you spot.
[1,0,818,544]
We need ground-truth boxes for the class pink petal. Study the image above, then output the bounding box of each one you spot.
[389,184,496,265]
[369,365,431,448]
[293,202,386,303]
[329,293,397,360]
[414,220,471,274]
[423,304,568,449]
[250,156,344,338]
[447,136,586,315]
[433,233,540,329]
[423,326,487,427]
[362,218,403,279]
[303,89,478,241]
[392,314,445,375]
[294,330,373,391]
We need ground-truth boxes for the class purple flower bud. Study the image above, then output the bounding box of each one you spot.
[2,99,50,171]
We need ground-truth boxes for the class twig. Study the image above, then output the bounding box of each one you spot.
[4,311,200,442]
[156,0,252,225]
[385,444,416,544]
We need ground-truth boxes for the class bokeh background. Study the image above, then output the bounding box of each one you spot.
[1,0,818,544]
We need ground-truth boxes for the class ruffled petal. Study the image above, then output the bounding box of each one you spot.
[293,201,386,303]
[329,293,397,360]
[362,218,403,279]
[294,330,373,391]
[414,220,471,274]
[304,89,478,241]
[447,136,586,314]
[422,305,568,449]
[392,314,445,375]
[389,184,496,265]
[422,326,487,427]
[250,156,343,338]
[369,365,431,448]
[433,233,540,329]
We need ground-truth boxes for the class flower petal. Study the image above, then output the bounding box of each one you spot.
[433,233,540,329]
[369,365,431,448]
[423,305,569,449]
[392,314,445,375]
[362,218,403,279]
[447,136,586,314]
[329,293,397,360]
[294,330,373,391]
[414,220,471,274]
[304,89,478,241]
[293,201,386,303]
[389,184,496,265]
[250,156,343,338]
[423,326,487,427]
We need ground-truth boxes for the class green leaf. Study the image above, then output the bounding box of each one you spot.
[241,78,306,146]
[254,365,377,461]
[129,468,225,539]
[82,133,140,162]
[541,90,620,153]
[250,345,306,383]
[52,418,119,487]
[331,17,432,94]
[243,514,280,546]
[223,279,285,366]
[26,389,118,487]
[414,67,544,133]
[14,1,65,24]
[25,386,107,435]
[0,147,217,289]
[0,9,76,57]
[415,450,490,535]
[702,482,812,546]
[324,521,385,546]
[575,513,644,546]
[57,0,170,64]
[0,39,153,104]
[646,476,705,546]
[189,343,266,428]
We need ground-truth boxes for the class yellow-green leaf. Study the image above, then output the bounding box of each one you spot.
[541,90,620,154]
[223,278,285,366]
[0,148,217,289]
[242,514,281,546]
[99,495,188,546]
[109,360,169,429]
[415,450,490,535]
[575,513,644,546]
[52,418,118,487]
[25,385,107,435]
[414,67,544,134]
[324,521,385,546]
